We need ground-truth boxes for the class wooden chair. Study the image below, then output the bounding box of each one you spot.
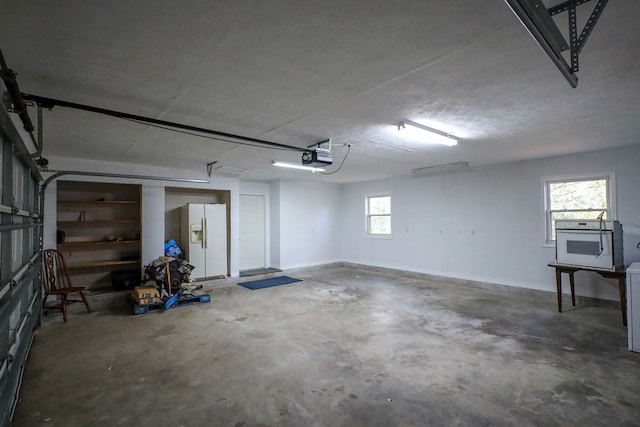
[43,249,92,322]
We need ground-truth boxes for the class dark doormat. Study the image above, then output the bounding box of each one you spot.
[239,268,282,277]
[238,276,302,290]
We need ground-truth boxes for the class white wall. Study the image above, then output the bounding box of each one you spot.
[141,184,165,267]
[272,180,342,270]
[340,145,640,300]
[269,181,281,269]
[43,156,241,276]
[44,145,640,298]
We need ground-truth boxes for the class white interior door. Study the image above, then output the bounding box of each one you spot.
[239,194,265,271]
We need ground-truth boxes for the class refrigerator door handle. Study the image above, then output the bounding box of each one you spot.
[201,218,205,249]
[203,217,208,249]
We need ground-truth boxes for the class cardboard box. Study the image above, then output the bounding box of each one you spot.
[131,286,160,305]
[134,296,160,305]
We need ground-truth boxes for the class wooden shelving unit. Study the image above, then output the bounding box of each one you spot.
[56,181,142,291]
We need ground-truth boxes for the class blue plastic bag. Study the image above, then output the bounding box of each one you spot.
[164,239,182,257]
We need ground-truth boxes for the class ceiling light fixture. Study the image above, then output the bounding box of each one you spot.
[272,161,325,172]
[412,161,470,177]
[397,120,458,146]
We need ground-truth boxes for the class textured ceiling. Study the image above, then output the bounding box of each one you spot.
[1,1,639,183]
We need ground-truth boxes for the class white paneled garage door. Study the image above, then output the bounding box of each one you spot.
[0,103,42,426]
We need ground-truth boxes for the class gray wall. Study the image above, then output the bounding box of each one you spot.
[339,145,640,300]
[270,180,342,270]
[44,145,640,300]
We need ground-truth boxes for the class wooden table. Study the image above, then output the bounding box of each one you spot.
[548,262,627,326]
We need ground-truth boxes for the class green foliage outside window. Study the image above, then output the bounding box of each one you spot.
[547,178,608,240]
[367,196,391,235]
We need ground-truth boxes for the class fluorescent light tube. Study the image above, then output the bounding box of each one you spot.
[398,120,458,146]
[272,161,325,172]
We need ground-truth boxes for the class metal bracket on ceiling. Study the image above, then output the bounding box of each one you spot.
[2,91,14,111]
[206,161,217,178]
[505,0,609,88]
[2,95,34,114]
[307,138,332,150]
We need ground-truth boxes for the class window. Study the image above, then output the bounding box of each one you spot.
[366,195,391,236]
[544,174,613,243]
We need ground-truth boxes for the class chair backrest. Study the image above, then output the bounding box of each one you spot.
[43,249,72,292]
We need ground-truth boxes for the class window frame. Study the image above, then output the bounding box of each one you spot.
[542,172,616,246]
[365,194,392,239]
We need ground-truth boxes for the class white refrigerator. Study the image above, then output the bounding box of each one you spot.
[180,203,228,280]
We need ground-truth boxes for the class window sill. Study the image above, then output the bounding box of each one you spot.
[365,234,392,240]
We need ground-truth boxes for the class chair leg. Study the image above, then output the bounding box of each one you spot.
[79,290,92,314]
[61,295,68,323]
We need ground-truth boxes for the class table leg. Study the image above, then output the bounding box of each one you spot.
[569,272,576,307]
[555,268,563,313]
[618,278,628,327]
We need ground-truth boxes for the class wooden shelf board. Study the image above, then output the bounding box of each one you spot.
[67,260,141,269]
[58,240,141,248]
[57,200,139,205]
[57,220,140,226]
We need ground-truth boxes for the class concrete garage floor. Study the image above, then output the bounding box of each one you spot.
[13,266,640,426]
